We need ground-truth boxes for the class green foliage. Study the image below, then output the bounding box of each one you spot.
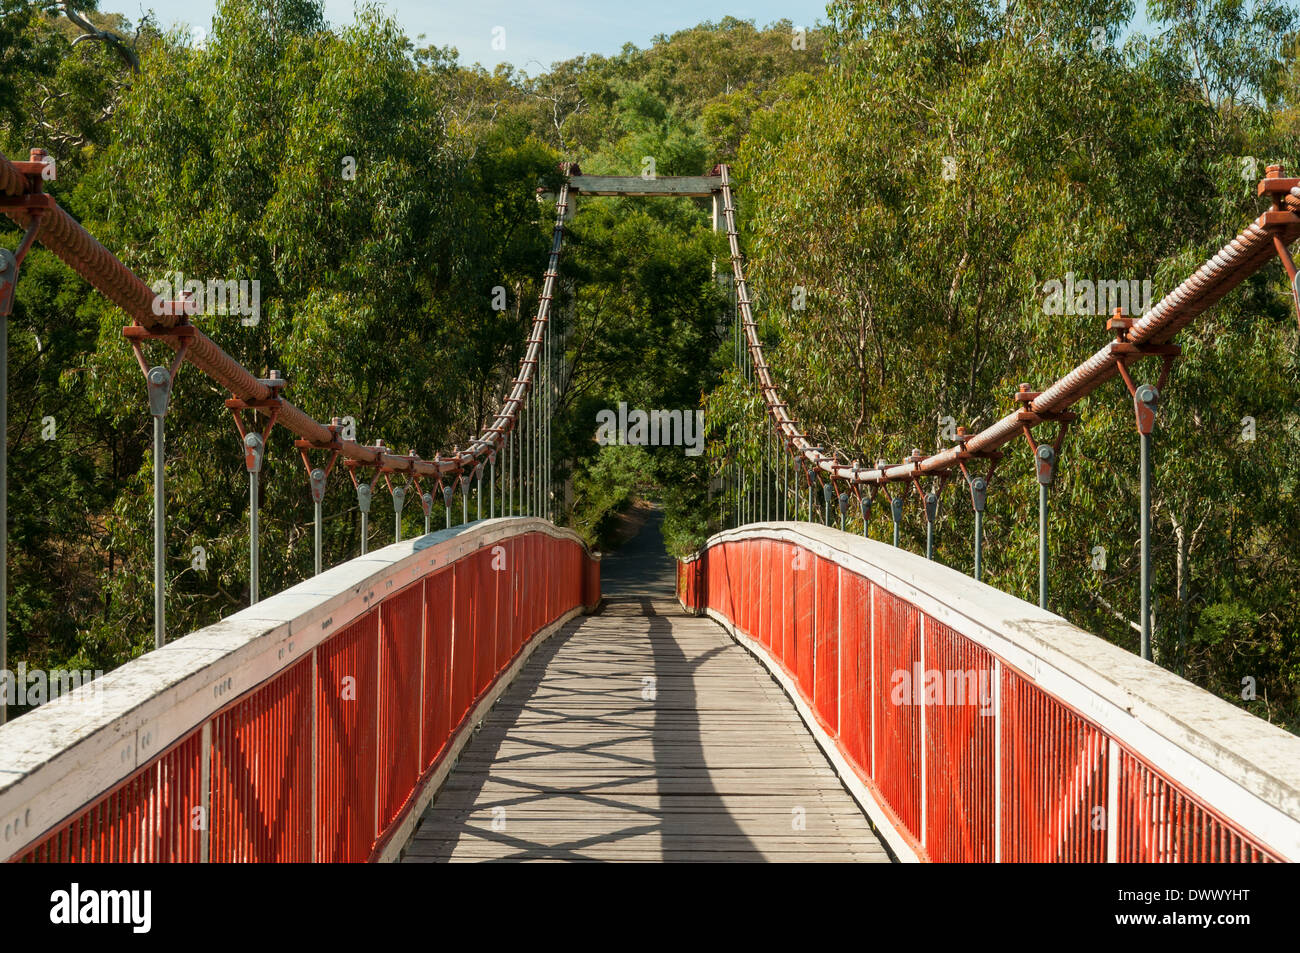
[3,0,1300,740]
[719,0,1300,729]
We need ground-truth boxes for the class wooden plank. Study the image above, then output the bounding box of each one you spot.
[569,174,721,197]
[399,599,892,864]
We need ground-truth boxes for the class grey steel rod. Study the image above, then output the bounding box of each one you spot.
[1039,482,1049,610]
[314,499,323,575]
[1140,429,1153,661]
[153,413,165,647]
[249,470,260,603]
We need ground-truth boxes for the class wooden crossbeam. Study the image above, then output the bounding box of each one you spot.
[568,174,721,197]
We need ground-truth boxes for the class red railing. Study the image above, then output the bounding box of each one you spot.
[678,527,1298,862]
[9,524,599,863]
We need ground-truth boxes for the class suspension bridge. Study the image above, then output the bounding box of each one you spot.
[0,150,1298,862]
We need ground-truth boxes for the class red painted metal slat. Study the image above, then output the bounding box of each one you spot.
[17,730,203,862]
[923,618,995,862]
[837,571,871,777]
[794,550,815,689]
[1116,748,1281,862]
[714,539,730,619]
[872,584,922,840]
[209,656,312,862]
[495,538,511,671]
[512,535,522,655]
[315,612,379,862]
[378,583,424,831]
[813,559,839,734]
[774,538,785,665]
[757,539,771,648]
[474,548,496,697]
[451,558,475,730]
[421,569,453,771]
[1000,667,1107,862]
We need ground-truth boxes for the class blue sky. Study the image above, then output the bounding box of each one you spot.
[110,1,836,74]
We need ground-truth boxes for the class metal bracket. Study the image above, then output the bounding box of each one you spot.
[1114,351,1176,436]
[294,420,344,504]
[124,320,194,419]
[344,440,386,503]
[0,215,44,317]
[226,371,286,473]
[954,427,1002,513]
[383,453,419,518]
[1017,386,1074,486]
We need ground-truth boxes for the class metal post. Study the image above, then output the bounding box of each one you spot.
[310,468,327,575]
[143,367,176,648]
[970,477,988,582]
[782,451,787,520]
[244,433,264,603]
[925,491,939,560]
[764,426,770,521]
[392,483,406,542]
[442,484,453,529]
[489,454,495,519]
[1035,445,1056,611]
[357,481,372,555]
[838,491,849,532]
[1137,384,1159,662]
[891,497,903,548]
[421,491,432,536]
[860,495,872,538]
[475,465,483,522]
[461,473,470,524]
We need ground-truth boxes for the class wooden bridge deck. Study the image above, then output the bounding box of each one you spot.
[401,596,891,862]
